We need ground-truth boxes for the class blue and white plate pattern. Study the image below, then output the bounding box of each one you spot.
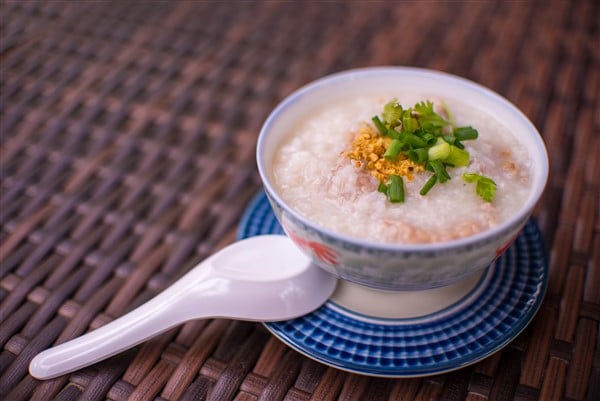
[237,191,548,377]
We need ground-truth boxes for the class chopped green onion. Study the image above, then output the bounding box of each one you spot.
[400,132,427,148]
[365,99,491,204]
[372,116,388,136]
[429,160,450,183]
[420,132,438,146]
[388,175,404,203]
[384,139,403,160]
[406,148,428,163]
[387,128,401,140]
[420,175,438,195]
[445,145,470,167]
[443,135,456,145]
[454,126,478,141]
[428,138,451,160]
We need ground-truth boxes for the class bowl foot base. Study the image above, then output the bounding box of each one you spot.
[330,269,486,319]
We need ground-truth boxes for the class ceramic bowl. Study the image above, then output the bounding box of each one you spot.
[256,67,548,290]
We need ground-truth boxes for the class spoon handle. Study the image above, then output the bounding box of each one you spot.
[29,267,213,380]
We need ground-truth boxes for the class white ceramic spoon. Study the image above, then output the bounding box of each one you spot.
[29,235,337,380]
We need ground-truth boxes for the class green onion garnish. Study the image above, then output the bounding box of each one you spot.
[372,116,388,136]
[401,132,427,148]
[418,132,438,146]
[386,129,401,140]
[384,139,403,160]
[445,145,470,167]
[428,138,451,160]
[443,135,457,145]
[364,99,493,204]
[388,175,404,203]
[420,175,438,195]
[406,148,428,163]
[429,160,450,183]
[454,126,479,141]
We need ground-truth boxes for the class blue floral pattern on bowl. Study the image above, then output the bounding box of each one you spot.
[264,189,528,290]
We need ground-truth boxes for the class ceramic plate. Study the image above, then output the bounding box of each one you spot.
[237,191,548,377]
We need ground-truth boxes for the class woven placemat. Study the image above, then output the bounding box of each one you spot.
[1,1,598,400]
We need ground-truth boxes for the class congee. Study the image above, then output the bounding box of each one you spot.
[272,94,531,244]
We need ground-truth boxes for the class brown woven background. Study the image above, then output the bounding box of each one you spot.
[1,1,598,400]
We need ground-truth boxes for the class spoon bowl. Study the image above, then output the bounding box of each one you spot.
[29,235,337,380]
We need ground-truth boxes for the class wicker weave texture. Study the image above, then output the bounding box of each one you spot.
[1,1,598,400]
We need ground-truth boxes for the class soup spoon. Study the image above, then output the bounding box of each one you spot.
[29,235,337,380]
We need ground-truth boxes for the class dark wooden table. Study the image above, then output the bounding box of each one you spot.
[1,1,598,400]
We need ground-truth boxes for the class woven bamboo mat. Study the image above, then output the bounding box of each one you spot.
[1,1,598,400]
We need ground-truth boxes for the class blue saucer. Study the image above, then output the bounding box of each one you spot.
[237,191,548,377]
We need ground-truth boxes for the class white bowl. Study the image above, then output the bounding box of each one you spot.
[257,67,548,290]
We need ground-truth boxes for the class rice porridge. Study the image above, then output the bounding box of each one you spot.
[272,95,532,244]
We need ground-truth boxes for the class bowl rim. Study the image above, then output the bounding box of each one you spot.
[256,66,549,252]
